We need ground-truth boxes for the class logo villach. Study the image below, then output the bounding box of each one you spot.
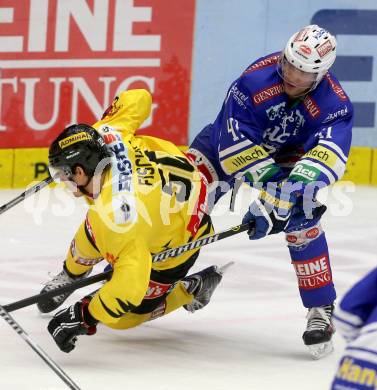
[0,0,195,148]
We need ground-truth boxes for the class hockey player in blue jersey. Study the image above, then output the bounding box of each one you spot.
[331,269,377,389]
[187,25,354,359]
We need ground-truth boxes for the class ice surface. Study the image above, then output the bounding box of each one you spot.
[0,183,376,390]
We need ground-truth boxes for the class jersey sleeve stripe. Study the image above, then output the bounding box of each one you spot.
[344,348,377,365]
[305,144,344,170]
[303,144,346,181]
[333,320,361,342]
[334,307,364,327]
[319,140,348,164]
[218,139,254,158]
[221,154,274,176]
[219,144,272,175]
[300,158,337,183]
[307,155,346,181]
[348,345,377,359]
[362,323,377,336]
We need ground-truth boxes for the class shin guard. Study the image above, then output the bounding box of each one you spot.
[287,224,336,308]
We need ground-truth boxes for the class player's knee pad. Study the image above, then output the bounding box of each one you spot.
[285,221,323,250]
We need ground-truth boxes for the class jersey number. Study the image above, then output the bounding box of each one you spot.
[146,152,193,202]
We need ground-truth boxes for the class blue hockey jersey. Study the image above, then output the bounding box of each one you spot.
[208,52,354,186]
[331,267,377,389]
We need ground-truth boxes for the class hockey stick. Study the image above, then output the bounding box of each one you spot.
[4,222,252,313]
[4,271,114,313]
[229,178,243,212]
[0,305,81,389]
[0,176,54,215]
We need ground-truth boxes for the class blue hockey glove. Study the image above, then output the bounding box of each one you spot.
[285,200,327,232]
[47,298,97,353]
[243,181,303,240]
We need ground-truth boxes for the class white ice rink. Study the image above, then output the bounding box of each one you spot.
[0,184,376,390]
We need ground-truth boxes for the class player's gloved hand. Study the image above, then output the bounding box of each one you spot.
[285,200,327,232]
[47,298,97,353]
[243,181,302,240]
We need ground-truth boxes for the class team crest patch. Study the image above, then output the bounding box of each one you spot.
[101,96,122,119]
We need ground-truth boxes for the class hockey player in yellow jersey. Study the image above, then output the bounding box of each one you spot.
[39,89,228,353]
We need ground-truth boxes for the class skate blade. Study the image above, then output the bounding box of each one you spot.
[218,261,235,275]
[308,340,334,360]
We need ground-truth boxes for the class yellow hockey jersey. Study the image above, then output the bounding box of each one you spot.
[65,89,210,325]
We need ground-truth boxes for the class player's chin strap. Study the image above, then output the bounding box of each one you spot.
[77,175,94,198]
[3,221,255,313]
[78,164,110,198]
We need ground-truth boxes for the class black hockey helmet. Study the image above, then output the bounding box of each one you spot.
[48,124,111,181]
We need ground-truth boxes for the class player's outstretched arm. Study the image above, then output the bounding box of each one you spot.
[37,219,102,314]
[94,89,152,135]
[48,298,97,353]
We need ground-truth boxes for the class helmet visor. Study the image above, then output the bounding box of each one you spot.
[48,165,73,183]
[277,56,317,89]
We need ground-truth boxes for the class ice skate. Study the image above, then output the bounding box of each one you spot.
[37,265,91,313]
[302,305,335,360]
[183,262,234,313]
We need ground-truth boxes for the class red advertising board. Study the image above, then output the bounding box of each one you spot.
[0,0,195,148]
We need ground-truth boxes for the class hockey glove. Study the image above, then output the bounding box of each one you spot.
[285,200,327,233]
[47,298,97,353]
[243,181,302,240]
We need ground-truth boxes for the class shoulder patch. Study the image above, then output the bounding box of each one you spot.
[302,95,321,118]
[324,74,347,101]
[243,54,280,75]
[101,96,123,120]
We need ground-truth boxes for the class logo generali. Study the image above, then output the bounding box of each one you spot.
[252,83,284,105]
[0,0,195,147]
